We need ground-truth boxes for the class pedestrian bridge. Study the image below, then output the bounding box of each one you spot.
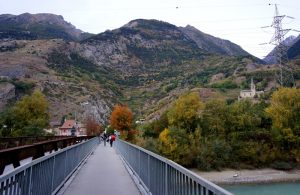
[0,138,233,195]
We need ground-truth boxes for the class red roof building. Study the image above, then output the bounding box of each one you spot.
[59,120,79,136]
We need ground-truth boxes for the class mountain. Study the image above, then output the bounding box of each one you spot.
[79,19,205,81]
[287,35,300,60]
[0,16,273,124]
[179,25,250,56]
[0,39,117,124]
[79,19,253,84]
[0,13,92,41]
[263,35,299,64]
[77,19,264,117]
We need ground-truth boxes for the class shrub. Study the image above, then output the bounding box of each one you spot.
[271,161,294,170]
[210,80,238,89]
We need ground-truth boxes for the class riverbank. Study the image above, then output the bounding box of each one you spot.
[191,168,300,185]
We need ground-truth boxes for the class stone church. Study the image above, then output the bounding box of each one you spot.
[239,78,264,100]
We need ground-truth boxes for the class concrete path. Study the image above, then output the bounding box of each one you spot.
[62,144,141,195]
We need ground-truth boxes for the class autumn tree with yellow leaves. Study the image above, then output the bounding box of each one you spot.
[140,88,300,170]
[266,87,300,150]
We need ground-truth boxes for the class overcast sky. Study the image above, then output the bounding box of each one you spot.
[1,0,300,59]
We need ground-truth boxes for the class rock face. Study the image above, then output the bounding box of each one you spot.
[81,99,111,125]
[80,20,251,76]
[211,73,225,82]
[0,82,15,111]
[79,19,204,77]
[179,25,250,56]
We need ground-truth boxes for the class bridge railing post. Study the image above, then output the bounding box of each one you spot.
[165,162,168,195]
[51,155,56,192]
[138,149,141,177]
[28,166,33,195]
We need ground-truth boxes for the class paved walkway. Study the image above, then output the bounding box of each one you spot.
[62,143,141,195]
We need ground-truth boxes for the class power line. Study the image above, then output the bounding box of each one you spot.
[188,17,272,24]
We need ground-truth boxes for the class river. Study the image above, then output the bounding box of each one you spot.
[224,182,300,195]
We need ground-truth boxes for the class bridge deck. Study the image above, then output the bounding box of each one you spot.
[61,143,141,195]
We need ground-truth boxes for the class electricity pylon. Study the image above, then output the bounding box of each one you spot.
[262,4,295,87]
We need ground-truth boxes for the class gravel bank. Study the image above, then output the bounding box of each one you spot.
[191,168,300,185]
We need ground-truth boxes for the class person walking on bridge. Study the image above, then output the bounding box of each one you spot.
[109,134,116,147]
[101,132,108,146]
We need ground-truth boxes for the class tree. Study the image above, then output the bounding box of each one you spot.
[0,90,49,136]
[266,88,300,131]
[158,126,202,167]
[110,104,133,140]
[0,109,14,137]
[142,111,168,138]
[266,87,300,149]
[226,100,261,133]
[157,128,178,160]
[85,116,102,136]
[167,92,204,132]
[201,99,227,137]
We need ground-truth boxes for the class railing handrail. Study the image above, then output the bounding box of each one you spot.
[0,138,92,181]
[0,136,95,175]
[0,136,94,149]
[116,139,233,195]
[0,137,98,195]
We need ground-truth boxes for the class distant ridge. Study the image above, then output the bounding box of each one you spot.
[0,13,93,41]
[179,25,250,56]
[263,35,300,64]
[287,35,300,60]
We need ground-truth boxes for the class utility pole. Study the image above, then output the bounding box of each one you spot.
[262,4,296,87]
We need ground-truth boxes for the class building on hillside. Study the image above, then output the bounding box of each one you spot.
[238,78,264,100]
[59,120,80,136]
[77,122,87,136]
[47,121,61,135]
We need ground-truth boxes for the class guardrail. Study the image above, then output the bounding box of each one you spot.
[0,136,94,175]
[115,139,233,195]
[0,137,98,195]
[0,136,78,150]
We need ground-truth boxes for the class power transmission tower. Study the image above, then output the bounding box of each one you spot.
[263,4,295,87]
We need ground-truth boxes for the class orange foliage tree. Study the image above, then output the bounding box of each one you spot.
[110,104,134,140]
[85,116,102,136]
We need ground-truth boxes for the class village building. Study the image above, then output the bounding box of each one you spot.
[76,122,87,136]
[239,78,264,100]
[59,120,79,136]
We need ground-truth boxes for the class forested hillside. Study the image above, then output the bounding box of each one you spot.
[137,88,300,170]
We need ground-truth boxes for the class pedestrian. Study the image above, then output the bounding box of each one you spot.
[98,134,102,144]
[110,134,116,147]
[102,132,107,146]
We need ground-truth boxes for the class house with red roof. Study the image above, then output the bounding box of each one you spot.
[59,120,79,136]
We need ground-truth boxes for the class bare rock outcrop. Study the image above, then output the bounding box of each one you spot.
[0,82,15,111]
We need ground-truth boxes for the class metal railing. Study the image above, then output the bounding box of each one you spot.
[0,136,81,150]
[0,136,95,175]
[0,137,98,195]
[115,139,233,195]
